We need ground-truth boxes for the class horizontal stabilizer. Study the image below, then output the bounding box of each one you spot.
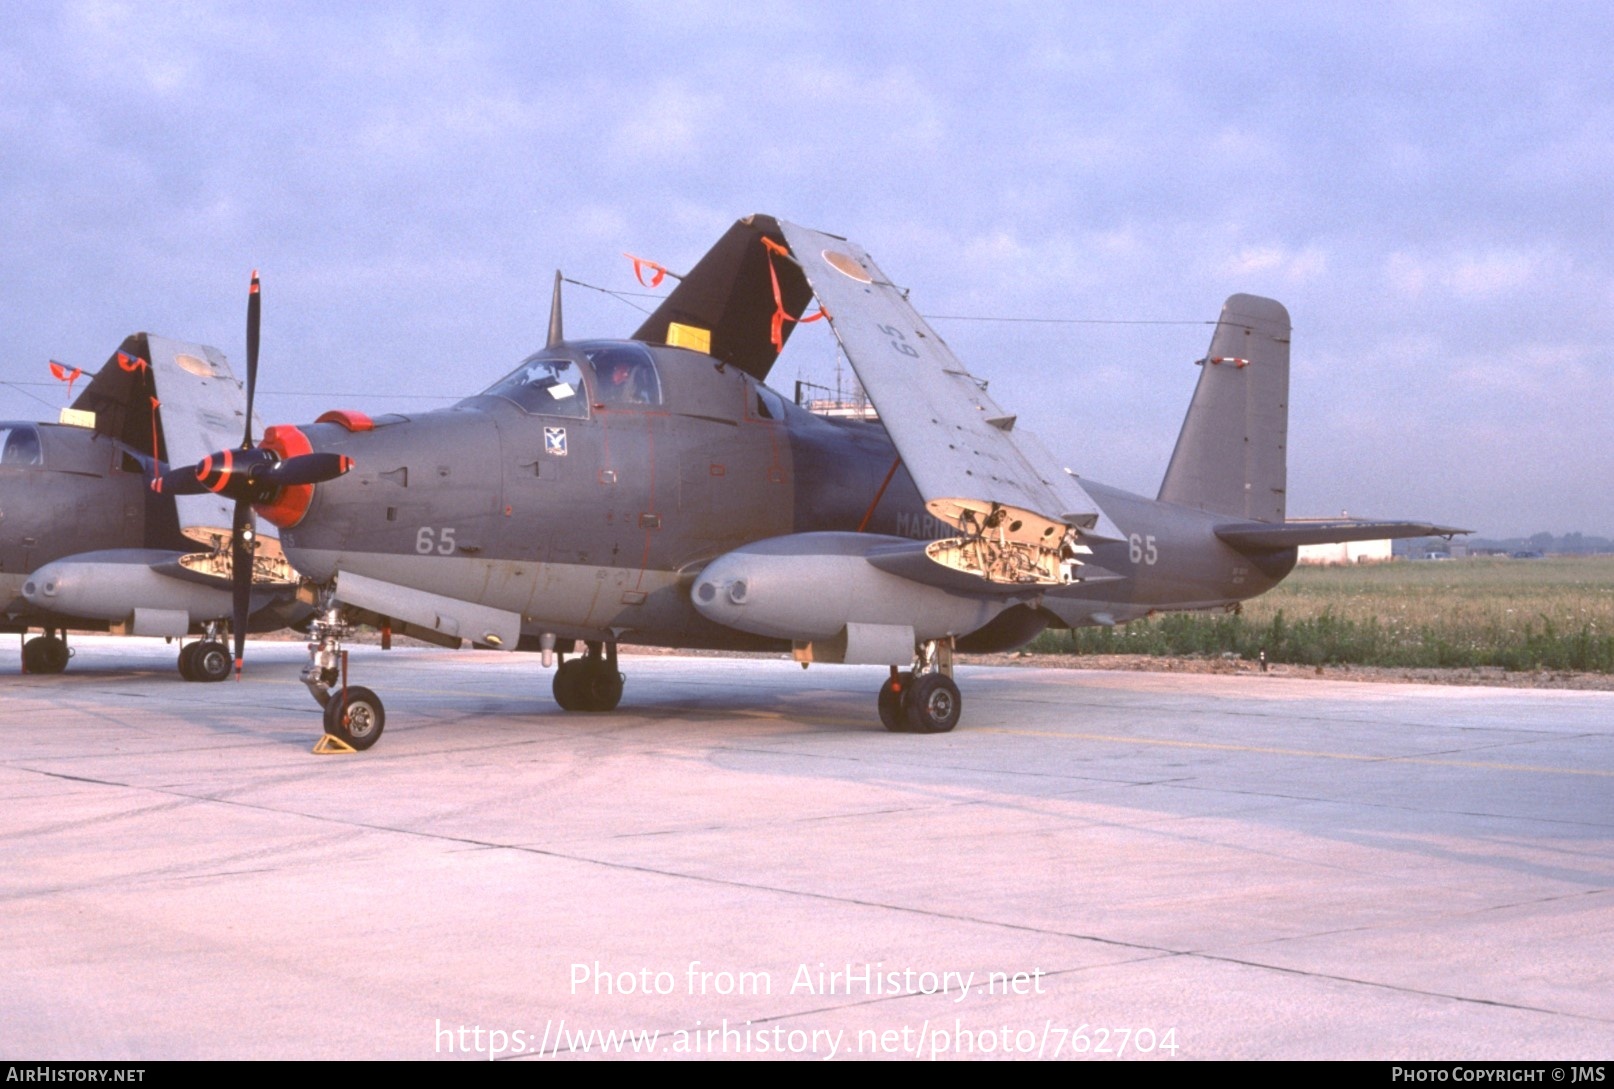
[1217,519,1472,552]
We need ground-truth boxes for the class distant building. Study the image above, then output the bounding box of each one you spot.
[1294,512,1394,565]
[1297,538,1393,565]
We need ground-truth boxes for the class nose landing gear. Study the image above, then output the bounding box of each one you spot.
[302,598,386,751]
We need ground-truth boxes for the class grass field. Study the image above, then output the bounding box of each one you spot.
[1033,556,1614,672]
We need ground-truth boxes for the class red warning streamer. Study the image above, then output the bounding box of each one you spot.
[623,253,667,288]
[48,361,83,400]
[148,396,162,484]
[761,237,825,353]
[114,353,161,480]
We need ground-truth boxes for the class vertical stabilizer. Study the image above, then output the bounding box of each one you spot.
[631,214,813,382]
[1157,294,1290,523]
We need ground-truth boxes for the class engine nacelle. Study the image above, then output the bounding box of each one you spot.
[691,532,1014,665]
[22,550,235,635]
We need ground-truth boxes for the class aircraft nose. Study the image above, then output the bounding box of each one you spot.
[276,407,504,585]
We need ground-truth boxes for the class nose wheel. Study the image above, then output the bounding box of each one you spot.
[323,685,385,750]
[877,639,961,734]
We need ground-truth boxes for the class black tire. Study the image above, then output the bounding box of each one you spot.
[903,673,961,734]
[878,671,915,732]
[323,685,385,750]
[178,642,200,681]
[23,636,68,675]
[193,641,233,683]
[552,658,586,711]
[577,660,623,712]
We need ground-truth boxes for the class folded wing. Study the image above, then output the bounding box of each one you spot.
[777,221,1120,587]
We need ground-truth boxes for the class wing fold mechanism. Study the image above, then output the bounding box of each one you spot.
[777,221,1121,589]
[172,526,300,587]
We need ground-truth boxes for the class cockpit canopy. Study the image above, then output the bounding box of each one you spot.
[479,354,590,417]
[477,341,663,416]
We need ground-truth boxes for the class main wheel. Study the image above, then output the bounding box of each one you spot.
[323,685,385,750]
[878,671,915,732]
[192,641,233,683]
[576,660,624,712]
[552,658,587,711]
[23,636,68,675]
[903,673,961,734]
[178,642,200,681]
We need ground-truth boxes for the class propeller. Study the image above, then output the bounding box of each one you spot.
[154,271,353,675]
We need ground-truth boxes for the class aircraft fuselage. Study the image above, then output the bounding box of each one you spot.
[0,422,191,628]
[279,340,1294,653]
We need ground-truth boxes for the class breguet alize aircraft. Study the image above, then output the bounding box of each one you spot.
[157,214,1460,749]
[1,334,315,678]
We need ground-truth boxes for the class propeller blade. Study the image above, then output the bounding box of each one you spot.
[257,452,352,487]
[153,462,215,496]
[230,500,254,677]
[242,270,260,450]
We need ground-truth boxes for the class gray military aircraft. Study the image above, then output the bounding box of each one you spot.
[1,322,337,679]
[190,214,1459,748]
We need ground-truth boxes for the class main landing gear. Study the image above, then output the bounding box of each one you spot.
[178,622,233,682]
[20,630,70,674]
[878,638,962,734]
[301,599,386,751]
[552,641,624,712]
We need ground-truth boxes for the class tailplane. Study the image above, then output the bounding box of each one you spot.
[1157,294,1290,523]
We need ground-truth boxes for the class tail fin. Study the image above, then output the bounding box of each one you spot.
[1157,294,1290,523]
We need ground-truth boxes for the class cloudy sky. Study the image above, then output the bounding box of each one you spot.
[3,1,1610,538]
